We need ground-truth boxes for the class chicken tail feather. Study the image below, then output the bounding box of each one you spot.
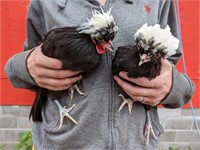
[29,88,48,122]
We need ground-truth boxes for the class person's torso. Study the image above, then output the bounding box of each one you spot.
[33,0,166,149]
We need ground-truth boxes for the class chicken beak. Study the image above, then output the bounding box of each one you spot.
[139,59,145,66]
[107,45,114,52]
[106,41,114,52]
[139,54,150,66]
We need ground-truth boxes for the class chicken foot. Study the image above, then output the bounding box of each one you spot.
[118,94,134,114]
[118,94,158,145]
[144,108,157,145]
[69,84,85,100]
[54,100,78,129]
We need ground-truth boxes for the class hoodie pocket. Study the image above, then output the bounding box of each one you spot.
[41,88,110,149]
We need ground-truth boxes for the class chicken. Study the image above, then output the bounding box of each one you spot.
[112,23,179,144]
[29,8,118,129]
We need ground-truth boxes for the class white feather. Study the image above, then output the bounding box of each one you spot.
[134,23,180,57]
[77,8,117,36]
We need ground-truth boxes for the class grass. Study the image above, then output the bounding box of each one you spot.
[14,131,32,150]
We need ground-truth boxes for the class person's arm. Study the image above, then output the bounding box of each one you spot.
[26,45,82,91]
[114,0,195,108]
[4,0,82,91]
[4,0,44,90]
[158,0,195,108]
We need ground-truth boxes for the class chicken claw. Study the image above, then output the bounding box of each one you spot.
[69,84,85,100]
[118,94,134,114]
[54,100,78,129]
[144,110,157,145]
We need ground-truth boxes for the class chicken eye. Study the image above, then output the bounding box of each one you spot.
[103,34,110,42]
[97,37,104,42]
[108,32,115,41]
[146,54,153,60]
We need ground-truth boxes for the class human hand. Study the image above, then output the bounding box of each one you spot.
[114,59,173,106]
[26,45,82,91]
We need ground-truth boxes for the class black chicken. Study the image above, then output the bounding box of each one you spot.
[112,23,179,144]
[29,8,118,129]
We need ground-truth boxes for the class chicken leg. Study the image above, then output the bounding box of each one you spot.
[54,100,78,129]
[144,106,157,145]
[69,82,85,100]
[118,94,157,145]
[118,94,135,114]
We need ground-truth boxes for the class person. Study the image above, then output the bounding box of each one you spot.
[5,0,195,149]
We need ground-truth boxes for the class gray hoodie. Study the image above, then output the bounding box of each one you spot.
[5,0,195,149]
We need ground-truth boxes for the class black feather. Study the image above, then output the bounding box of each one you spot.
[112,45,161,80]
[30,27,101,122]
[112,44,163,112]
[41,27,100,73]
[29,88,48,122]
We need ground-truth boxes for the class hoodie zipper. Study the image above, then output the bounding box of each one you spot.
[106,51,116,150]
[88,1,116,149]
[102,1,117,150]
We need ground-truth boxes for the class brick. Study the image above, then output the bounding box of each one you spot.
[165,117,193,130]
[190,143,200,150]
[3,130,21,142]
[192,119,200,130]
[159,118,165,128]
[158,108,181,118]
[0,106,2,115]
[159,131,176,142]
[0,143,16,150]
[0,115,17,128]
[192,117,200,130]
[2,106,31,116]
[181,108,200,117]
[0,130,3,142]
[3,129,30,142]
[17,117,31,129]
[175,131,200,142]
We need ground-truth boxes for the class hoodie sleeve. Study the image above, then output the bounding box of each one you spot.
[161,65,195,108]
[4,0,45,90]
[158,0,195,108]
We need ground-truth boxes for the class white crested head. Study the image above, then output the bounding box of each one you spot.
[77,8,118,54]
[134,23,180,58]
[77,8,118,40]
